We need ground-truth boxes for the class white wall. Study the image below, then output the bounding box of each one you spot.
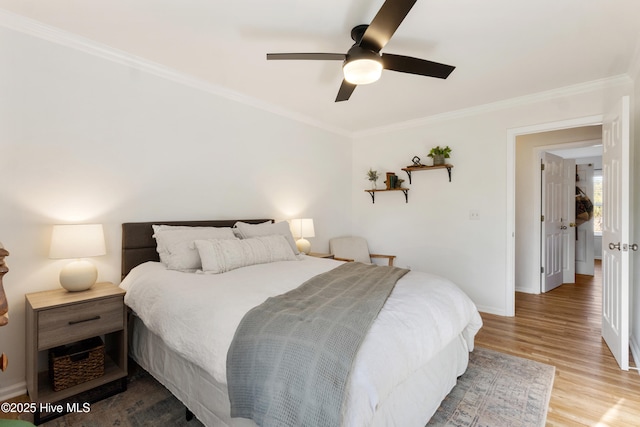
[0,27,352,398]
[351,79,633,316]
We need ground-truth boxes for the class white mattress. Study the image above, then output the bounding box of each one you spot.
[122,256,482,426]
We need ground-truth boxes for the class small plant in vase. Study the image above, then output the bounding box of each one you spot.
[427,145,452,166]
[366,168,379,189]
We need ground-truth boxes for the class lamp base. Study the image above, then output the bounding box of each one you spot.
[296,238,311,255]
[60,259,97,292]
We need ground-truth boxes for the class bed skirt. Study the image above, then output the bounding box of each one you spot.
[129,315,470,427]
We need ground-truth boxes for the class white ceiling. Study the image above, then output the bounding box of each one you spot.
[2,0,640,134]
[549,144,602,160]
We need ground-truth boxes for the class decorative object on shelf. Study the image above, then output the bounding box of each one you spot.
[0,241,9,372]
[366,168,379,190]
[411,156,423,167]
[385,172,397,189]
[427,145,452,166]
[384,172,405,189]
[290,218,315,254]
[49,224,106,292]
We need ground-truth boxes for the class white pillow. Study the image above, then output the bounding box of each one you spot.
[152,225,237,271]
[194,235,296,274]
[233,221,299,254]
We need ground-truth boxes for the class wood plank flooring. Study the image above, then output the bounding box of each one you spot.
[474,260,640,426]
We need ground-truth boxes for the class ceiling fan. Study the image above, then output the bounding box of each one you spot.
[266,0,455,102]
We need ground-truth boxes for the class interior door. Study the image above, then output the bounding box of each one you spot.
[561,158,576,283]
[542,152,564,292]
[602,96,631,370]
[576,163,595,275]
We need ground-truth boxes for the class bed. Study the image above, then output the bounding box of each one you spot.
[120,219,482,427]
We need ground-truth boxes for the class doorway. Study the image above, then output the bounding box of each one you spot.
[508,119,603,307]
[508,98,632,370]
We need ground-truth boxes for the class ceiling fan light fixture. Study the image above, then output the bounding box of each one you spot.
[343,58,383,85]
[343,47,383,85]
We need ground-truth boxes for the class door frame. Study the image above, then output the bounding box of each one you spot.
[506,115,603,316]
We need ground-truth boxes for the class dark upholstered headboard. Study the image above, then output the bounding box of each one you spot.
[121,219,273,280]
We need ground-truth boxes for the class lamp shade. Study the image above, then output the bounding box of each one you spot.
[49,224,106,259]
[49,224,106,292]
[290,219,315,238]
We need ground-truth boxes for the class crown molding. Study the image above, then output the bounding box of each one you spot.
[1,8,634,140]
[353,74,632,138]
[0,8,351,138]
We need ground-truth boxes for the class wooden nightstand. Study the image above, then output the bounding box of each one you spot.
[25,282,127,424]
[308,252,335,259]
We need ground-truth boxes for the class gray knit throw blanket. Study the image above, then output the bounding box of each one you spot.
[227,262,409,427]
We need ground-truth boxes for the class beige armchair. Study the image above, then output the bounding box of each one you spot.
[329,236,395,266]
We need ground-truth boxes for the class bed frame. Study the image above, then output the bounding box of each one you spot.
[121,219,273,279]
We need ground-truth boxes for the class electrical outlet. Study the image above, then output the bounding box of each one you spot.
[469,210,480,220]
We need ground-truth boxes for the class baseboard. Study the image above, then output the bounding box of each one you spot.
[0,380,27,402]
[475,304,509,316]
[515,285,539,294]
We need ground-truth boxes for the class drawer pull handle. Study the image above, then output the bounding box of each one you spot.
[68,315,101,325]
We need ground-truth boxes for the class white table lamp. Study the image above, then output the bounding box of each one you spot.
[290,218,315,255]
[49,224,106,291]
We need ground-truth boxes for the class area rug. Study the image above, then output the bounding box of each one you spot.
[19,367,205,427]
[20,347,554,426]
[427,347,555,427]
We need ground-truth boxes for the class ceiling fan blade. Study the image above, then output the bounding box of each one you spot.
[335,80,357,102]
[266,53,346,61]
[360,0,417,52]
[381,53,455,79]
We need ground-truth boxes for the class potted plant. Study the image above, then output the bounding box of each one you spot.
[366,168,379,189]
[427,145,452,166]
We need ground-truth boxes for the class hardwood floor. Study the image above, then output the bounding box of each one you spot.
[475,260,640,426]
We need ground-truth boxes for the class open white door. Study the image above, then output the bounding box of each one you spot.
[602,96,631,370]
[542,152,564,292]
[576,163,595,276]
[561,158,576,283]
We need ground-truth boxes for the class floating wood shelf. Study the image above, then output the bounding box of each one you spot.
[364,188,409,204]
[401,164,453,183]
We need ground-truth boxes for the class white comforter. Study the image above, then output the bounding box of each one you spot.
[121,256,482,426]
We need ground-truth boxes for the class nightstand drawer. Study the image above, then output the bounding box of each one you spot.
[38,297,124,350]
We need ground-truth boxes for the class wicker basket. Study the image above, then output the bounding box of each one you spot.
[49,337,105,391]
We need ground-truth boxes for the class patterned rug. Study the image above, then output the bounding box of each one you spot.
[19,366,205,427]
[427,347,555,427]
[19,347,554,427]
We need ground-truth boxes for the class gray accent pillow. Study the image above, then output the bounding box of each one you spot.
[233,221,300,255]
